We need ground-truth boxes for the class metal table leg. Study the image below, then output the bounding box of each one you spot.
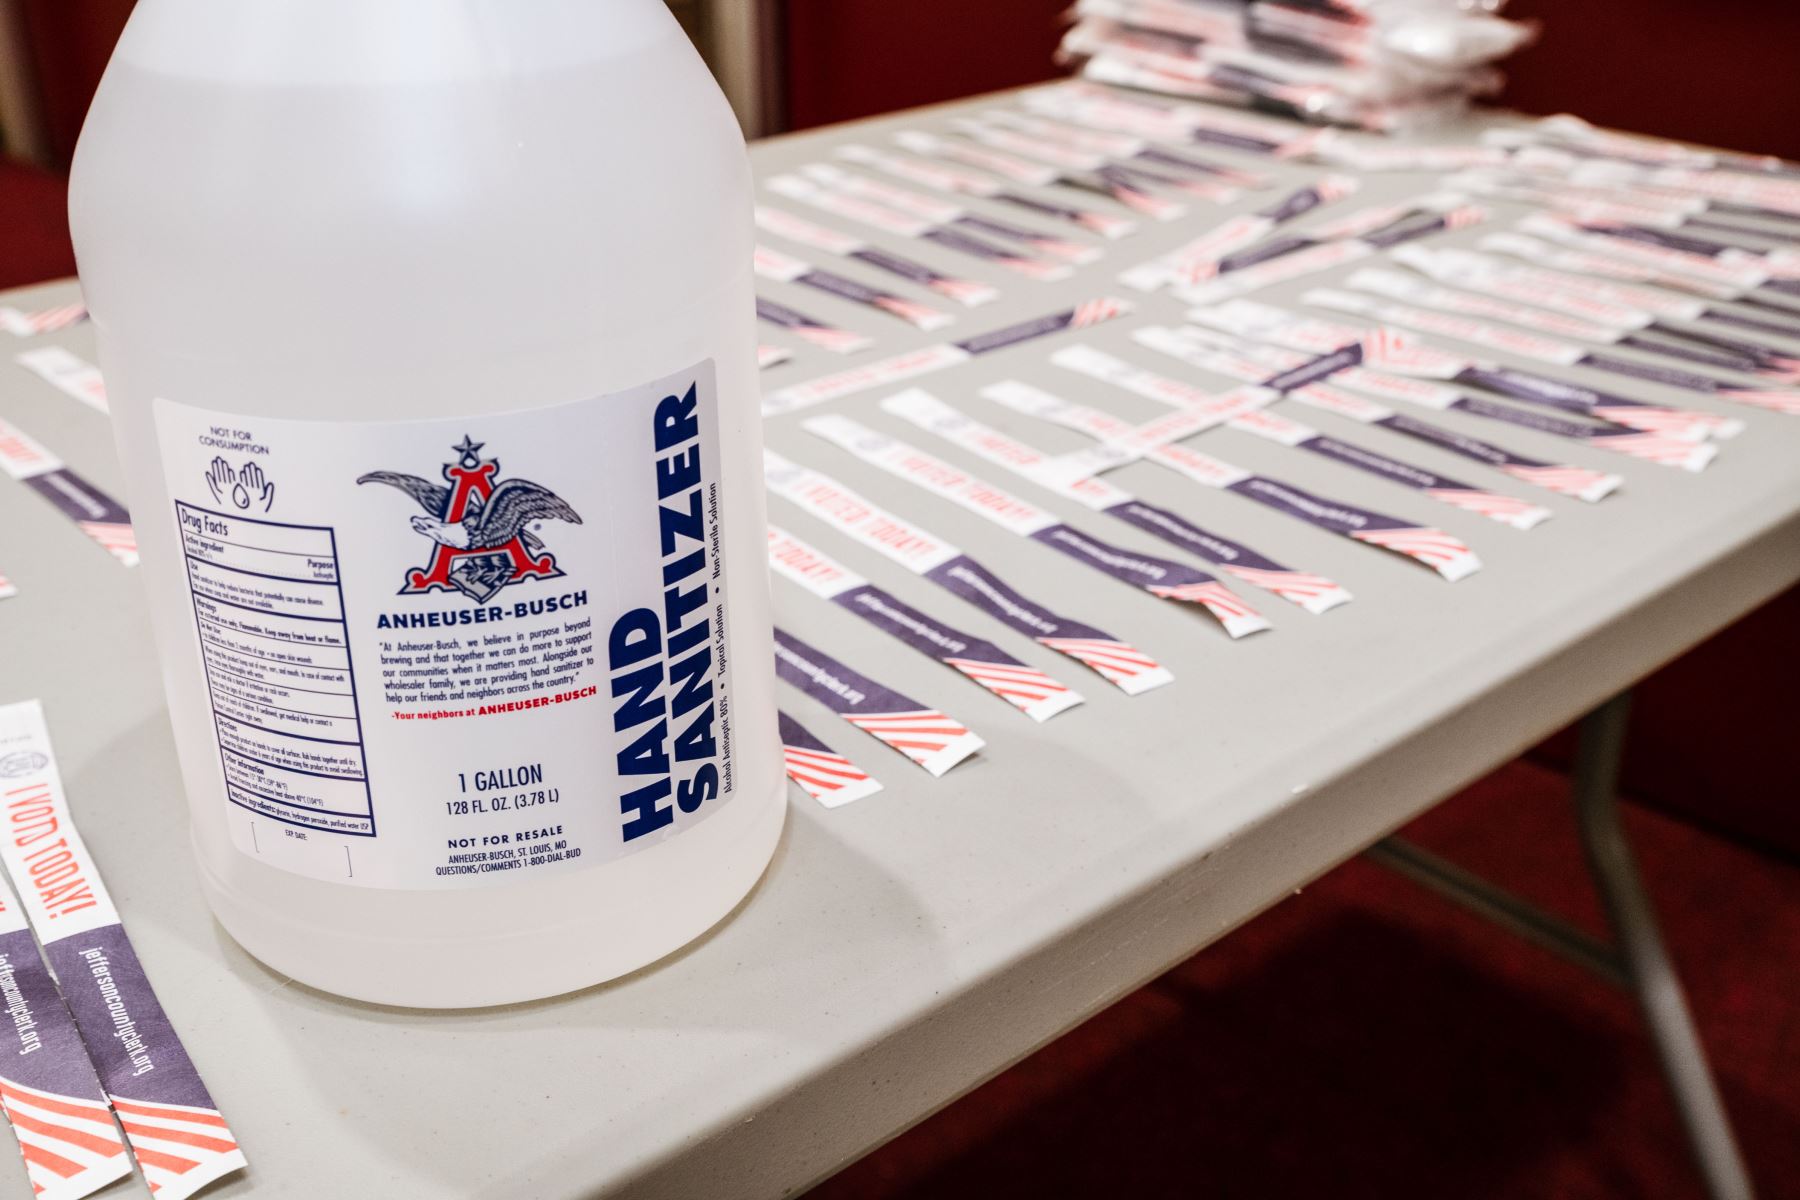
[1368,691,1756,1200]
[1572,694,1755,1200]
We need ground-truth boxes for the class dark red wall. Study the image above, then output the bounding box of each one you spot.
[781,0,1800,162]
[782,0,1069,130]
[18,0,136,169]
[1499,0,1800,161]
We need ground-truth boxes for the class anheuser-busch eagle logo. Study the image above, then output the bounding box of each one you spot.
[358,435,581,603]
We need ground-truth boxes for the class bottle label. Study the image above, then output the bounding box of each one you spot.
[152,362,738,889]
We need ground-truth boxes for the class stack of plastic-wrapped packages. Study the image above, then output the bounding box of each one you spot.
[1058,0,1535,132]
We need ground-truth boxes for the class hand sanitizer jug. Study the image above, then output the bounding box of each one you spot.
[69,0,785,1006]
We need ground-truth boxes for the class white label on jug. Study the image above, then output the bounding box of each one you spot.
[152,362,737,889]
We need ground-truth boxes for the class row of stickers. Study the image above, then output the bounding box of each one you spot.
[0,701,245,1200]
[750,86,1799,801]
[745,79,1800,359]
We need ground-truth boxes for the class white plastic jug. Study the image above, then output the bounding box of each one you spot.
[69,0,785,1007]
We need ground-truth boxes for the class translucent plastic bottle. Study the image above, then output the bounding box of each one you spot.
[69,0,785,1007]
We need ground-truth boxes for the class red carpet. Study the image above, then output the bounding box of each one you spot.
[810,761,1800,1199]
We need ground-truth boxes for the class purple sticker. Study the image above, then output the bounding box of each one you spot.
[22,469,130,527]
[832,584,1080,720]
[1136,146,1249,179]
[1218,235,1313,273]
[1258,185,1328,224]
[18,468,139,567]
[1615,334,1762,374]
[1303,435,1464,491]
[1099,500,1354,616]
[1258,344,1365,392]
[951,214,1065,247]
[0,922,133,1198]
[1575,351,1731,393]
[952,298,1130,356]
[1379,413,1539,469]
[776,710,882,809]
[1219,475,1482,582]
[1230,475,1413,535]
[1449,394,1605,438]
[1029,523,1268,638]
[777,711,833,756]
[922,227,1031,263]
[851,247,954,288]
[923,555,1172,694]
[1699,308,1800,338]
[772,628,981,776]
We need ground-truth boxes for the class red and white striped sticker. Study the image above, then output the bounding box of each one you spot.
[768,526,1083,721]
[805,409,1272,639]
[1050,344,1553,531]
[773,629,984,777]
[754,244,955,332]
[0,417,141,567]
[0,302,88,338]
[0,701,247,1200]
[1133,323,1623,504]
[764,451,1174,693]
[778,711,883,807]
[14,348,108,414]
[835,142,1005,198]
[957,381,1358,614]
[762,297,1134,416]
[1184,299,1724,472]
[899,128,1063,184]
[0,869,133,1200]
[1302,288,1750,441]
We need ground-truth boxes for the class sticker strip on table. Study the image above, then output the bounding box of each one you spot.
[1303,287,1777,424]
[1050,345,1554,530]
[0,302,88,338]
[769,526,1083,721]
[809,154,1134,248]
[1396,243,1800,347]
[971,107,1270,188]
[803,413,1273,638]
[1338,268,1800,384]
[755,205,1000,307]
[1185,300,1724,470]
[772,629,983,776]
[1121,175,1359,291]
[0,701,247,1200]
[1129,324,1623,502]
[1199,295,1739,438]
[1519,213,1792,300]
[1171,197,1488,305]
[754,245,954,332]
[762,296,1132,416]
[1020,80,1320,159]
[830,145,1111,263]
[874,390,1354,613]
[0,868,134,1200]
[755,296,873,356]
[766,171,1077,281]
[764,450,1173,694]
[0,418,139,566]
[900,386,1481,583]
[942,118,1224,217]
[777,711,883,808]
